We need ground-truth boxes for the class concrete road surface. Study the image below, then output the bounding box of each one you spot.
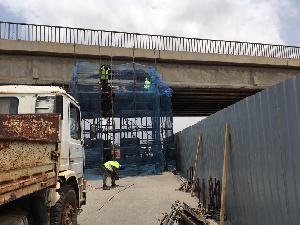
[78,171,199,225]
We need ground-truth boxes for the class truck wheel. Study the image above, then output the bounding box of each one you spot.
[50,184,78,225]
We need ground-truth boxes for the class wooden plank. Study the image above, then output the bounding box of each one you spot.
[191,132,202,197]
[220,123,230,225]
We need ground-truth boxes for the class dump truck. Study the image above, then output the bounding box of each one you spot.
[0,85,86,225]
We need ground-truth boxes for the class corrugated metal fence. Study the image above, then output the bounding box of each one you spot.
[175,74,300,225]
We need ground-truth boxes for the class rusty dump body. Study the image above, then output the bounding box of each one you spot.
[0,113,60,206]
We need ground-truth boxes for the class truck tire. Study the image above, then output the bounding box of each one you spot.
[50,184,78,225]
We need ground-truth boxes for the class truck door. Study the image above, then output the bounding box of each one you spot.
[69,103,84,177]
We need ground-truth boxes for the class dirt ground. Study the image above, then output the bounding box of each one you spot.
[78,171,232,225]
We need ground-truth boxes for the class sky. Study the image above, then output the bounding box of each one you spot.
[0,0,299,132]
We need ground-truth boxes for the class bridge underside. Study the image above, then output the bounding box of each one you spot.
[65,85,261,117]
[171,87,261,116]
[63,85,260,117]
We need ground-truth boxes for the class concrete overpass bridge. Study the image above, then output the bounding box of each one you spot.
[1,21,300,116]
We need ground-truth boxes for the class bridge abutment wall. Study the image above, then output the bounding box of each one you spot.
[1,39,300,89]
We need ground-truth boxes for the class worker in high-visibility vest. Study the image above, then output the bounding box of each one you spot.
[144,77,150,90]
[103,161,125,190]
[101,65,110,92]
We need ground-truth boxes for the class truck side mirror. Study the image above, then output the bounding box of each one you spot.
[56,95,63,120]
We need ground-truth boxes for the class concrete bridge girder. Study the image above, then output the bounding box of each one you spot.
[1,39,300,116]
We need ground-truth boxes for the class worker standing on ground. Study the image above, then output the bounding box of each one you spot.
[103,161,125,190]
[101,65,110,92]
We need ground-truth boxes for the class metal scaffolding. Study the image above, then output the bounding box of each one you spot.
[70,61,174,175]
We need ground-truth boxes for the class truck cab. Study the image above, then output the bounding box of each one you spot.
[0,85,86,225]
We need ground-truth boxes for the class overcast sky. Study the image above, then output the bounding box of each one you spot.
[0,0,299,132]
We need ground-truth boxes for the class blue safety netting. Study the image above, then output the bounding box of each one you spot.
[70,61,174,176]
[70,61,102,117]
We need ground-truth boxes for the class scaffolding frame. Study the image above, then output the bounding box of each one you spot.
[70,61,174,175]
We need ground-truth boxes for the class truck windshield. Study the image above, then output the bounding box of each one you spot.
[0,97,18,114]
[70,103,81,140]
[35,96,56,113]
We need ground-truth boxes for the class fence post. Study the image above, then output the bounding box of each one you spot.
[220,123,230,225]
[191,132,202,197]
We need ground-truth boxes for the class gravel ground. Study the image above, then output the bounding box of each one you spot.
[78,171,233,225]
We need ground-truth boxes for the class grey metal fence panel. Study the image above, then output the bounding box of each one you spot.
[176,74,300,225]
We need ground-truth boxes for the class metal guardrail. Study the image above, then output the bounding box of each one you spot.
[1,21,300,59]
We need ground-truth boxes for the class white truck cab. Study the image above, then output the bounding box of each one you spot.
[0,85,86,225]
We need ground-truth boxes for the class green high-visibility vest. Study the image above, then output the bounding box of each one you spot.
[144,80,150,89]
[104,161,120,171]
[101,68,109,80]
